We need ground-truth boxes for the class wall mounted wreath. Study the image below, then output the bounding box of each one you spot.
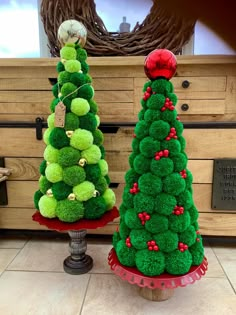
[41,0,196,57]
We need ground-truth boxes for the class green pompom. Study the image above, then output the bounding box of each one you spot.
[188,205,199,224]
[172,153,187,172]
[119,219,130,239]
[189,240,204,265]
[161,139,181,155]
[76,48,87,62]
[145,214,168,234]
[60,46,76,60]
[93,129,104,146]
[52,83,59,98]
[95,176,108,195]
[147,94,165,110]
[45,163,63,183]
[165,250,192,275]
[85,74,92,83]
[134,192,155,213]
[138,173,162,195]
[64,60,81,73]
[116,240,136,267]
[89,99,98,114]
[58,71,71,85]
[166,92,178,105]
[134,121,149,139]
[71,98,90,116]
[104,174,111,185]
[102,188,116,210]
[63,165,86,186]
[98,159,108,176]
[150,157,174,177]
[119,203,127,217]
[138,108,145,120]
[133,154,151,174]
[47,113,55,128]
[34,190,43,210]
[178,136,186,151]
[61,82,78,99]
[79,113,97,132]
[169,211,191,233]
[81,60,89,74]
[185,169,193,189]
[70,128,93,150]
[50,98,60,113]
[70,72,86,86]
[49,128,70,149]
[77,85,94,100]
[179,225,196,247]
[56,199,84,222]
[144,109,161,123]
[81,144,101,164]
[163,173,186,195]
[122,186,134,208]
[124,168,140,187]
[172,120,184,137]
[95,115,100,127]
[155,193,177,215]
[140,99,147,109]
[177,190,193,210]
[100,145,105,159]
[130,229,152,250]
[56,61,65,72]
[129,152,136,168]
[142,81,152,92]
[58,146,81,167]
[39,160,47,175]
[73,181,95,201]
[151,79,173,94]
[124,208,143,229]
[51,181,72,200]
[39,175,52,194]
[135,249,165,276]
[149,120,170,140]
[154,230,178,253]
[64,113,80,131]
[160,109,177,123]
[112,231,121,249]
[85,164,101,182]
[63,98,72,112]
[39,195,57,218]
[139,136,160,158]
[84,196,107,219]
[43,145,59,163]
[132,137,140,153]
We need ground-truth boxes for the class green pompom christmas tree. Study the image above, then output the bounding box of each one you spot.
[112,49,205,276]
[34,21,116,223]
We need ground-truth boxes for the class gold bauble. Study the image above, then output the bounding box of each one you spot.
[46,189,53,197]
[58,19,87,48]
[66,130,74,138]
[68,193,76,201]
[78,158,87,167]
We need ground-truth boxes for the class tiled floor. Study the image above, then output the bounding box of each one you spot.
[0,234,235,315]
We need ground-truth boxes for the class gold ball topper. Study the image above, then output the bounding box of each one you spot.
[58,19,87,48]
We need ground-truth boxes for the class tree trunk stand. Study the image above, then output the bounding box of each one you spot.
[139,287,174,301]
[63,229,93,275]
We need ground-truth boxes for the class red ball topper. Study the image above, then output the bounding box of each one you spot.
[144,49,177,80]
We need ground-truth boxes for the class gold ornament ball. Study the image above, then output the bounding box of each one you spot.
[58,19,87,47]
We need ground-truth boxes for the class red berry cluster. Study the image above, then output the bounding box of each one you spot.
[143,87,152,101]
[138,212,151,225]
[166,127,177,141]
[196,230,201,242]
[126,236,131,248]
[154,149,169,160]
[161,97,175,112]
[129,182,140,194]
[178,242,188,252]
[176,116,180,121]
[147,240,159,251]
[172,205,184,215]
[180,169,187,178]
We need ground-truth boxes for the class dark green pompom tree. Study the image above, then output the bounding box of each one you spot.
[34,42,116,223]
[112,49,205,276]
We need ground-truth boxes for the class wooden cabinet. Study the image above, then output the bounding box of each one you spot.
[1,56,236,236]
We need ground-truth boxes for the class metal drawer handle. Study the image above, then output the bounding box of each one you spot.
[182,80,190,88]
[181,103,189,111]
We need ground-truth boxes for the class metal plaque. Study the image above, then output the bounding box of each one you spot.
[212,159,236,210]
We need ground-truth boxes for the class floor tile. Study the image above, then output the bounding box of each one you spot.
[204,246,225,278]
[81,274,236,315]
[0,249,20,275]
[211,244,236,260]
[0,236,28,249]
[7,238,113,274]
[0,271,89,315]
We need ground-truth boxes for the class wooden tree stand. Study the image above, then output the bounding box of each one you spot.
[108,248,208,301]
[32,207,119,275]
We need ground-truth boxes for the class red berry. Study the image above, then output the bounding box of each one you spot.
[184,245,188,250]
[180,248,184,252]
[177,116,180,120]
[170,106,175,111]
[196,238,200,242]
[155,156,160,160]
[159,151,164,157]
[147,241,151,246]
[175,210,180,215]
[134,182,138,187]
[142,221,145,225]
[138,213,143,218]
[145,214,150,220]
[161,107,166,112]
[148,246,153,251]
[166,98,170,101]
[151,240,155,246]
[174,135,178,139]
[127,244,131,248]
[147,87,152,92]
[179,242,184,247]
[154,245,158,251]
[163,150,169,156]
[166,137,171,141]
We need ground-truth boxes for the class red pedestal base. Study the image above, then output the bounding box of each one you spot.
[108,248,208,301]
[32,206,119,231]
